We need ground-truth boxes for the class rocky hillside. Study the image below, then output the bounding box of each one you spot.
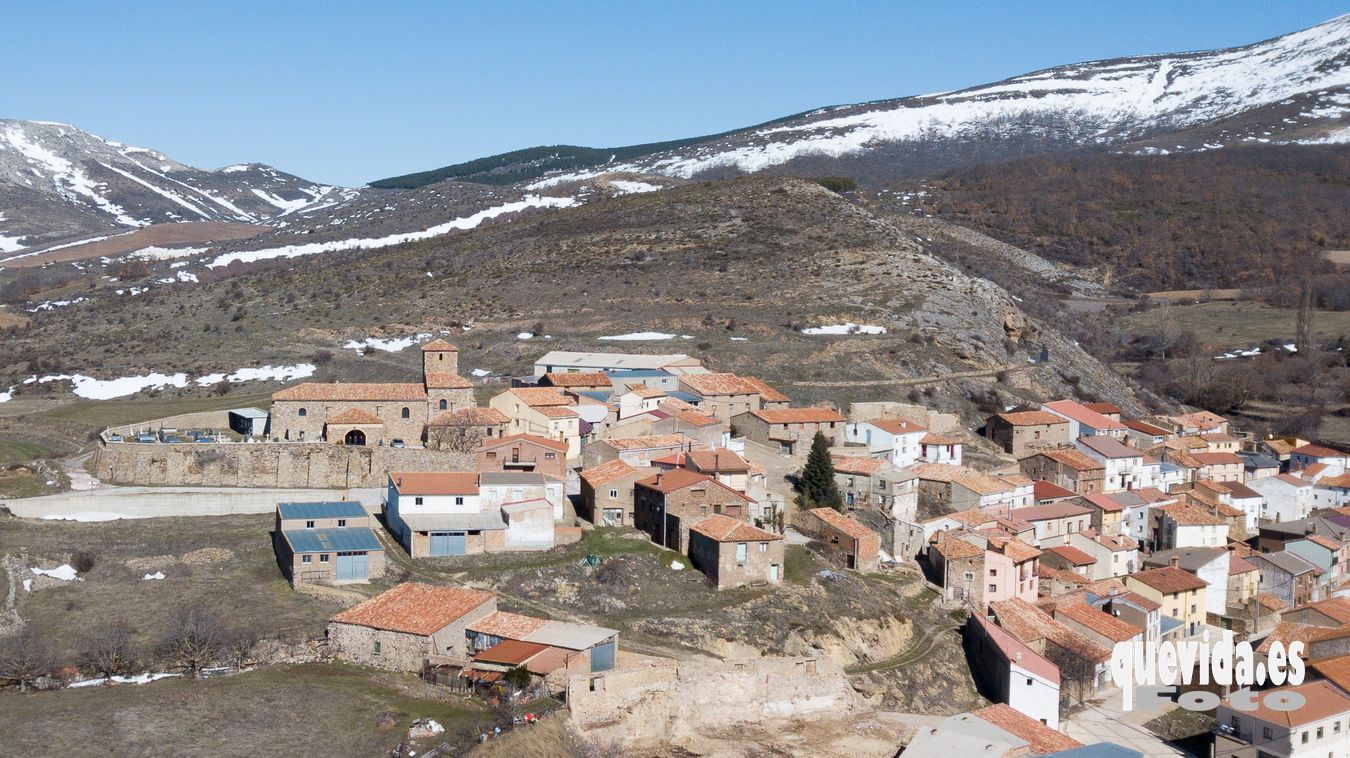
[2,176,1147,429]
[0,120,351,254]
[376,15,1350,188]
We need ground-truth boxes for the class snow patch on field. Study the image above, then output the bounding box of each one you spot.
[143,571,166,581]
[27,297,87,311]
[609,180,662,194]
[343,334,431,354]
[205,194,577,268]
[800,323,887,335]
[68,672,181,688]
[598,332,676,341]
[471,368,491,377]
[28,363,312,399]
[133,245,209,260]
[31,564,80,581]
[193,364,315,386]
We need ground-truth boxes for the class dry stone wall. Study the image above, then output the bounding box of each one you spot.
[93,442,473,489]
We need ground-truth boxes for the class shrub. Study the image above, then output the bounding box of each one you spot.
[71,550,96,574]
[812,176,858,193]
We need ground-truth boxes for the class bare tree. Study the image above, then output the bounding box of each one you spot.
[222,625,259,670]
[81,621,138,680]
[426,423,487,453]
[1294,274,1314,356]
[0,628,55,692]
[159,605,222,678]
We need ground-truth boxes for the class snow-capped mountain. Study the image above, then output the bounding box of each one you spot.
[385,14,1350,188]
[0,120,351,252]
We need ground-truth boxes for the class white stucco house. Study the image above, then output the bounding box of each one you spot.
[1248,474,1314,524]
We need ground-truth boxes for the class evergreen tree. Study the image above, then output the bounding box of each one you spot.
[796,431,843,511]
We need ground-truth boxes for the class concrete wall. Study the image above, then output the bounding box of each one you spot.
[92,441,472,489]
[4,486,362,519]
[566,656,856,750]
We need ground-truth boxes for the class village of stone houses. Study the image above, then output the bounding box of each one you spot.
[1,333,1349,758]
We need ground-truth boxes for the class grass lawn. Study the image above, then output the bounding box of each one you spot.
[1121,302,1350,350]
[0,437,68,498]
[783,544,825,584]
[0,514,336,661]
[0,663,486,757]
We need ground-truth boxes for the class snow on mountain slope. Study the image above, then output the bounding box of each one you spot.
[525,14,1350,186]
[0,120,349,250]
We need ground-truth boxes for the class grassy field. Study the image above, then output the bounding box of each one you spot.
[0,663,486,757]
[0,514,335,661]
[0,437,69,498]
[1122,301,1350,350]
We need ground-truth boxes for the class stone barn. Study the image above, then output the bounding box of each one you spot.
[328,583,497,672]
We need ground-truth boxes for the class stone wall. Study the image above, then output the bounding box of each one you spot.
[566,656,857,750]
[328,623,431,673]
[93,441,474,489]
[847,402,961,435]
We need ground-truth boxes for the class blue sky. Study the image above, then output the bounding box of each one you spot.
[1,1,1343,185]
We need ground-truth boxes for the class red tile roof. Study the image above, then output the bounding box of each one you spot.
[1058,602,1143,643]
[637,469,752,501]
[473,639,550,665]
[1037,448,1105,471]
[685,449,751,473]
[326,407,385,425]
[1291,596,1350,625]
[542,372,611,387]
[420,339,458,352]
[390,471,478,496]
[832,455,885,476]
[1034,480,1076,501]
[1128,566,1208,594]
[274,382,427,401]
[867,418,927,435]
[331,582,494,636]
[740,376,789,403]
[971,705,1082,753]
[1293,443,1347,458]
[1191,452,1242,466]
[1124,419,1172,436]
[970,614,1060,684]
[1229,554,1259,574]
[1221,680,1350,727]
[479,433,569,452]
[804,508,874,541]
[425,372,473,389]
[1042,400,1127,431]
[998,410,1067,426]
[1078,436,1143,459]
[1156,501,1228,526]
[1045,545,1096,566]
[429,407,509,426]
[509,387,575,406]
[1010,501,1092,522]
[679,373,760,396]
[932,535,984,560]
[1310,654,1350,697]
[990,598,1112,663]
[580,459,641,487]
[467,611,548,639]
[690,514,782,542]
[602,433,694,451]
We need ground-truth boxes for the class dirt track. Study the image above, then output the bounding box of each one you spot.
[2,221,264,268]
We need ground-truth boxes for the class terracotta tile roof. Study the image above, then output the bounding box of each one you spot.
[970,614,1060,684]
[331,582,494,636]
[748,407,846,424]
[1084,402,1122,416]
[1191,452,1242,466]
[685,449,751,473]
[535,405,579,419]
[931,534,984,560]
[1034,480,1076,501]
[1094,532,1139,552]
[637,468,751,501]
[679,372,760,396]
[1128,566,1207,594]
[509,387,575,406]
[1157,501,1228,526]
[929,509,997,529]
[602,433,694,451]
[998,410,1067,426]
[1082,492,1126,513]
[466,611,548,639]
[1058,603,1142,643]
[953,471,1015,496]
[1096,589,1162,613]
[1046,545,1096,566]
[542,372,611,387]
[1124,419,1172,436]
[1222,680,1350,727]
[690,514,782,542]
[1271,473,1313,487]
[920,432,961,445]
[910,463,972,482]
[425,372,473,389]
[1310,654,1350,696]
[1167,410,1227,432]
[1213,480,1261,499]
[740,376,789,403]
[971,704,1082,753]
[473,639,550,665]
[1293,443,1347,458]
[990,598,1112,663]
[428,406,509,426]
[1292,597,1350,624]
[832,455,885,476]
[326,407,386,425]
[421,339,458,352]
[1001,473,1033,487]
[805,507,874,540]
[1037,448,1105,471]
[1303,534,1345,551]
[390,471,479,495]
[1042,400,1127,431]
[274,382,427,401]
[1133,487,1174,504]
[479,433,569,452]
[867,417,928,435]
[670,409,721,427]
[1010,501,1092,522]
[1229,555,1259,574]
[580,459,641,488]
[984,533,1042,562]
[625,385,666,399]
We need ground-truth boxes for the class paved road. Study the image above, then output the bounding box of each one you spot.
[1061,689,1186,757]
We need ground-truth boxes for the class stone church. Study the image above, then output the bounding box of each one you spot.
[271,339,475,446]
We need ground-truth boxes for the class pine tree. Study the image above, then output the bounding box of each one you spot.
[797,431,843,511]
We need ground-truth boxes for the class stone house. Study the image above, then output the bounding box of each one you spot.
[929,532,986,607]
[582,433,699,469]
[1125,566,1209,637]
[1189,452,1244,483]
[677,373,763,425]
[488,387,581,459]
[793,508,880,572]
[732,407,846,456]
[651,408,726,449]
[271,340,472,445]
[740,376,790,408]
[1160,410,1229,436]
[538,372,612,393]
[1018,449,1106,496]
[274,501,385,585]
[687,514,785,589]
[1008,501,1093,542]
[579,459,652,527]
[328,582,498,671]
[1149,501,1228,551]
[985,410,1070,457]
[832,455,918,520]
[476,433,569,480]
[633,468,753,552]
[680,448,755,492]
[1252,551,1320,609]
[425,407,510,452]
[1123,419,1174,450]
[1041,400,1127,439]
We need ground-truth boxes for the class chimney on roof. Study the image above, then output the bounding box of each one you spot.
[1170,556,1180,568]
[1108,586,1118,596]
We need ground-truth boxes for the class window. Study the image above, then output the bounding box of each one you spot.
[306,520,315,528]
[414,496,423,506]
[1026,678,1033,686]
[486,451,497,459]
[1301,731,1308,744]
[401,407,410,419]
[545,452,556,459]
[759,542,767,552]
[989,568,998,576]
[989,584,997,593]
[1230,716,1240,731]
[301,555,312,564]
[736,543,747,562]
[373,640,381,655]
[298,407,307,417]
[319,554,329,563]
[439,399,447,410]
[337,519,347,528]
[1262,727,1272,740]
[609,489,618,499]
[455,496,464,506]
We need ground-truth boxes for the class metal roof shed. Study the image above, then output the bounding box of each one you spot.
[283,527,383,553]
[278,501,369,520]
[523,620,618,651]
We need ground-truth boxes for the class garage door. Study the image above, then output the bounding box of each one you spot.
[429,532,466,557]
[335,551,368,582]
